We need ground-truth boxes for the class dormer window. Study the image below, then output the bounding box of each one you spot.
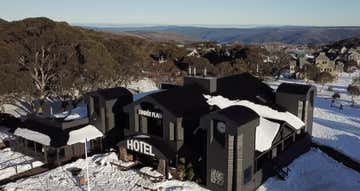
[216,121,226,134]
[214,120,226,147]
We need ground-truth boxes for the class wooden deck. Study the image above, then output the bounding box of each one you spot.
[0,165,50,185]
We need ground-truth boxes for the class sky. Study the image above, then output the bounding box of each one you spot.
[1,0,360,27]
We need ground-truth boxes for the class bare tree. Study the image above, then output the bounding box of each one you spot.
[19,45,76,98]
[18,46,58,99]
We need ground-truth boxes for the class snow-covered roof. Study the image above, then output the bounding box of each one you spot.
[1,103,30,118]
[14,128,51,146]
[204,95,305,130]
[67,125,103,145]
[256,118,280,152]
[53,105,88,121]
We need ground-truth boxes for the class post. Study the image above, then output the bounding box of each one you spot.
[84,138,91,191]
[56,148,60,166]
[44,146,48,164]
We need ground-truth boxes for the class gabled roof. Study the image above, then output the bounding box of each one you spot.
[216,106,259,128]
[93,87,133,100]
[18,119,69,147]
[149,85,211,117]
[277,83,315,95]
[216,72,278,109]
[16,119,103,147]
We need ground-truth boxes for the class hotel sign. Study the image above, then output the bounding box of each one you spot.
[138,109,162,119]
[126,139,155,157]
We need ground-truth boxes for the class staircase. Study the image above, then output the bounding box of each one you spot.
[272,159,291,180]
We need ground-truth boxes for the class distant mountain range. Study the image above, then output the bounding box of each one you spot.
[86,25,360,45]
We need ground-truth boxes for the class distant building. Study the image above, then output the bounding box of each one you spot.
[315,52,337,75]
[340,46,348,54]
[348,49,360,66]
[289,52,314,78]
[187,49,201,57]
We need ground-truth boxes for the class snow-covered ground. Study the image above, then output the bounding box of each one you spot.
[313,96,360,162]
[267,71,360,162]
[2,152,207,191]
[257,149,360,191]
[0,148,44,181]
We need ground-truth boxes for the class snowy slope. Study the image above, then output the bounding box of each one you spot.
[257,149,360,191]
[313,96,360,162]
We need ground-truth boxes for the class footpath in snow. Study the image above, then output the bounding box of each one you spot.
[257,149,360,191]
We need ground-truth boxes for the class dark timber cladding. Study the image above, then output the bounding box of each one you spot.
[87,87,133,148]
[118,72,316,191]
[200,106,259,191]
[276,83,316,134]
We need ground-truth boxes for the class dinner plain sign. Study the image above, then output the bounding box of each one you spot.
[138,109,162,119]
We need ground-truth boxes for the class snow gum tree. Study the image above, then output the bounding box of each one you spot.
[18,45,75,112]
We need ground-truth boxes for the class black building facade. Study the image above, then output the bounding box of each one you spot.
[117,72,316,191]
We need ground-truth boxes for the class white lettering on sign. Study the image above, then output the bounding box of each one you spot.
[126,139,155,157]
[138,109,162,119]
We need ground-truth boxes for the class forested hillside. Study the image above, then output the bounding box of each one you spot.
[0,17,288,100]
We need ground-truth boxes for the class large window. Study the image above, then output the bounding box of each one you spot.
[148,117,163,137]
[138,102,163,138]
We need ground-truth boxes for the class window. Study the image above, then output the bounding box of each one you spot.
[94,97,101,116]
[243,167,252,184]
[272,147,277,159]
[177,125,184,141]
[214,121,226,147]
[59,148,65,158]
[169,122,175,141]
[298,100,305,121]
[139,116,148,134]
[27,140,35,150]
[148,117,163,137]
[35,143,43,153]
